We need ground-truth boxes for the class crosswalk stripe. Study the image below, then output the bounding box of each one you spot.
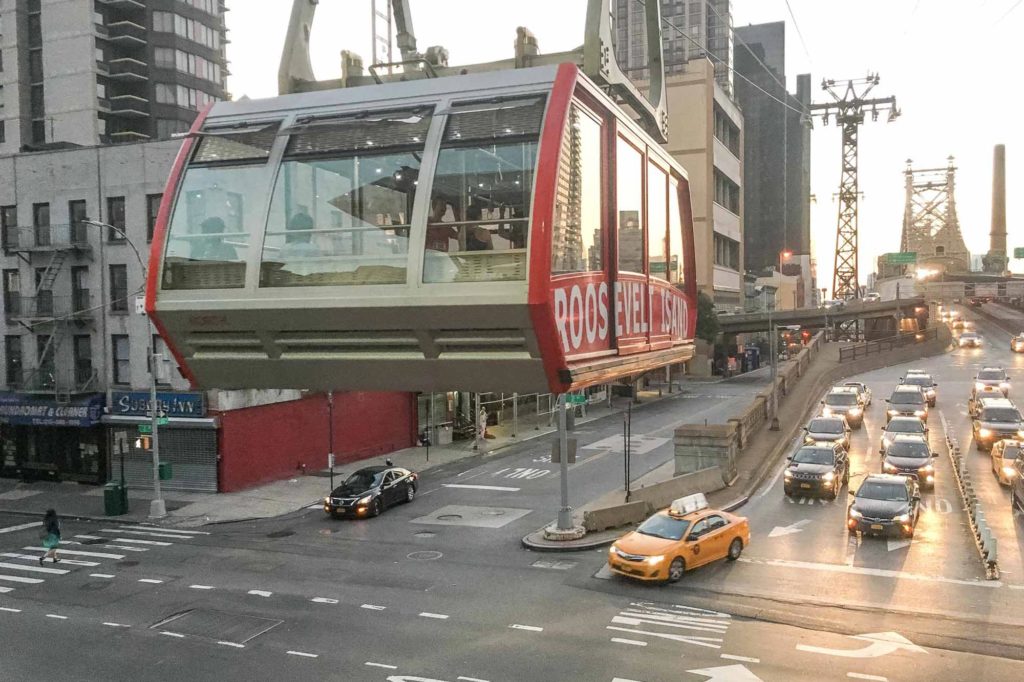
[0,574,45,584]
[90,574,115,579]
[99,545,149,553]
[0,553,98,567]
[130,525,210,535]
[105,538,171,547]
[100,528,195,540]
[73,535,151,550]
[138,579,164,584]
[0,561,69,575]
[63,539,146,552]
[22,547,125,560]
[0,522,41,535]
[0,586,13,593]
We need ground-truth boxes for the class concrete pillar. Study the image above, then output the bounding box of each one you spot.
[674,423,738,479]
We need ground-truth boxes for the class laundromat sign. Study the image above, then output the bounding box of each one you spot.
[0,393,104,427]
[111,391,206,419]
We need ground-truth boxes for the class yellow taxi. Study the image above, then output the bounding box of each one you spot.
[607,494,750,583]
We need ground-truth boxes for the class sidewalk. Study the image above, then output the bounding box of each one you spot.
[0,377,725,528]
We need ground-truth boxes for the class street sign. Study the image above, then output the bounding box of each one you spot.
[886,252,917,264]
[1014,247,1024,259]
[157,417,169,425]
[566,395,587,405]
[138,424,152,434]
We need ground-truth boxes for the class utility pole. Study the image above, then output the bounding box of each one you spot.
[810,75,899,301]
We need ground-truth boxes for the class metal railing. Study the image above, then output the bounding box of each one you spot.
[838,327,938,362]
[940,411,999,579]
[3,293,95,320]
[20,367,98,395]
[3,223,90,251]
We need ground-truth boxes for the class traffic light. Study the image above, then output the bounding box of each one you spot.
[135,435,151,451]
[801,330,812,344]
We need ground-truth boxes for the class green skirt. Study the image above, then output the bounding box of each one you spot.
[42,533,59,550]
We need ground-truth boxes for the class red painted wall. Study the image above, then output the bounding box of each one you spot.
[217,392,417,492]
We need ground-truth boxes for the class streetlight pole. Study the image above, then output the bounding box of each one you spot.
[83,219,166,519]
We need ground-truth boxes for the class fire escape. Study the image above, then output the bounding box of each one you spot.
[3,217,97,403]
[95,0,151,142]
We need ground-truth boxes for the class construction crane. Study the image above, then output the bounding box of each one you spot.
[810,74,899,300]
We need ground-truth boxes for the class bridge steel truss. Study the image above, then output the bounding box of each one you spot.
[810,75,899,300]
[901,157,970,275]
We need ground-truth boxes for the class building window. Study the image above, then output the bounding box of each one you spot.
[146,194,162,242]
[109,264,128,312]
[668,177,686,286]
[35,334,53,386]
[647,161,668,281]
[713,234,740,270]
[73,335,93,386]
[552,102,603,275]
[3,269,20,317]
[616,135,644,274]
[713,169,740,214]
[152,334,176,384]
[112,334,130,385]
[32,203,50,247]
[713,105,740,157]
[1,205,17,250]
[69,199,88,245]
[106,196,125,241]
[4,335,22,386]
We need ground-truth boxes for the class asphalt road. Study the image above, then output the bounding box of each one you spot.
[2,320,1024,682]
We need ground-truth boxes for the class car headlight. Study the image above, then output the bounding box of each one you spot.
[884,462,898,472]
[1000,382,1011,390]
[914,410,926,417]
[357,494,373,505]
[976,382,986,390]
[1017,430,1024,438]
[888,409,899,416]
[895,513,911,524]
[804,435,815,443]
[609,544,618,554]
[919,465,934,473]
[784,469,794,479]
[822,472,835,482]
[979,428,993,439]
[848,408,862,416]
[646,555,664,565]
[1002,466,1017,478]
[822,408,833,417]
[323,496,331,504]
[849,508,862,519]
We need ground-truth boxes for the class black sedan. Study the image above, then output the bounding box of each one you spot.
[784,442,849,499]
[323,463,418,519]
[881,435,938,490]
[847,474,920,538]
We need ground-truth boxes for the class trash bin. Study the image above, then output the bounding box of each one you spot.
[158,461,173,481]
[104,482,127,516]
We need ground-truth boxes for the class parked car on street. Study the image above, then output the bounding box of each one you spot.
[991,440,1021,486]
[971,397,1024,451]
[885,385,929,423]
[803,415,852,450]
[1011,335,1024,353]
[862,292,881,303]
[323,463,418,519]
[847,474,921,538]
[881,434,938,490]
[821,386,866,428]
[879,416,929,453]
[607,494,749,583]
[784,442,849,499]
[1010,454,1024,514]
[901,371,938,407]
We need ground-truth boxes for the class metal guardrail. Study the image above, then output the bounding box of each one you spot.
[940,410,999,580]
[837,327,938,362]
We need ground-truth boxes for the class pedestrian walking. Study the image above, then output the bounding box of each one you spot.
[39,508,60,565]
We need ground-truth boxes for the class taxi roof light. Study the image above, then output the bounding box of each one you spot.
[670,493,708,516]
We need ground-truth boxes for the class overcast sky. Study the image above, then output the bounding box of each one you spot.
[224,0,1023,292]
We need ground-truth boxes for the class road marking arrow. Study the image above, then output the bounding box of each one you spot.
[768,519,812,538]
[886,538,912,552]
[796,631,927,658]
[687,664,764,681]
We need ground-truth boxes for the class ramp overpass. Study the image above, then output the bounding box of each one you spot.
[719,296,928,336]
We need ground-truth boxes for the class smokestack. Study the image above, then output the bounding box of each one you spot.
[992,144,1007,255]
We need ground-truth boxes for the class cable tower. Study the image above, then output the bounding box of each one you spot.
[810,75,899,299]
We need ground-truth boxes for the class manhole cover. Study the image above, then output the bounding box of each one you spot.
[407,550,443,561]
[265,529,295,539]
[414,531,436,538]
[117,560,140,568]
[437,514,462,521]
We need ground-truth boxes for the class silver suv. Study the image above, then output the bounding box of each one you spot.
[972,397,1023,452]
[821,387,865,429]
[886,385,928,423]
[974,367,1010,398]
